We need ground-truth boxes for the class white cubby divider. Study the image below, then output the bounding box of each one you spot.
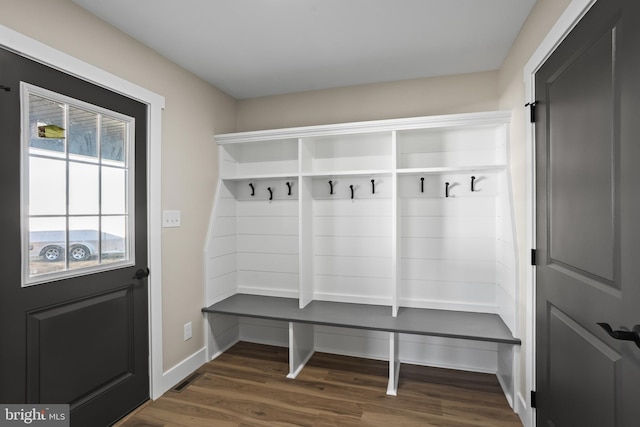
[204,111,520,406]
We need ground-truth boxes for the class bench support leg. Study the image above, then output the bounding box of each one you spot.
[387,332,400,396]
[288,322,314,379]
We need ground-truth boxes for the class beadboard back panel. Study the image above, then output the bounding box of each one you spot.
[205,180,238,305]
[236,191,299,298]
[313,201,393,305]
[397,172,501,313]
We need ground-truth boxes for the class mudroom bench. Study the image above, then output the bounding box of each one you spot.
[202,294,520,396]
[204,111,521,406]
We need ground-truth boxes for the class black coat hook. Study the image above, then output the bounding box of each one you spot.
[267,187,273,200]
[286,182,292,195]
[471,176,476,192]
[445,182,450,198]
[249,183,255,196]
[329,180,334,195]
[0,85,10,92]
[371,179,375,194]
[350,185,354,199]
[420,177,424,193]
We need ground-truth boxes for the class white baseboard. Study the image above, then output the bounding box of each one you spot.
[516,391,532,427]
[153,346,208,399]
[209,337,240,361]
[496,372,514,408]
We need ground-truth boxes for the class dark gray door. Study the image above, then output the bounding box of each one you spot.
[535,0,640,425]
[0,47,149,426]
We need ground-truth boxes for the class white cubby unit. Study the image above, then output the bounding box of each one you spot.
[203,111,521,407]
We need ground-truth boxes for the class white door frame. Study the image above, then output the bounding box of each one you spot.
[0,24,168,400]
[522,0,597,426]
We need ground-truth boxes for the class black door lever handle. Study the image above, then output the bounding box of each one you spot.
[133,268,150,280]
[597,323,640,348]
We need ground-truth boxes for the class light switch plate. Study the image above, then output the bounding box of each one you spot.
[183,322,192,341]
[162,210,181,227]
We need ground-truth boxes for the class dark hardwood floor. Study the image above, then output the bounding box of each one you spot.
[116,341,522,426]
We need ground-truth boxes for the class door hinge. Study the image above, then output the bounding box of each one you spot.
[531,249,537,266]
[531,390,537,408]
[525,101,537,123]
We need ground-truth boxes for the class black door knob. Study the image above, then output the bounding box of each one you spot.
[132,268,150,280]
[597,323,640,348]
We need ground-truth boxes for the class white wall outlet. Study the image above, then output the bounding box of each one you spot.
[162,210,181,228]
[183,322,192,341]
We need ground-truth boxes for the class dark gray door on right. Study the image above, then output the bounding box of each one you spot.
[535,0,640,426]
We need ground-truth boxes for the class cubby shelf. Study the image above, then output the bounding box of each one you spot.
[204,110,519,405]
[300,169,393,177]
[397,164,507,174]
[221,173,298,181]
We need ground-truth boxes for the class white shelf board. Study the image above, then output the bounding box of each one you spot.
[397,165,507,175]
[301,169,393,178]
[221,174,299,181]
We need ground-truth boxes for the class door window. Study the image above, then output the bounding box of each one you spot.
[21,84,135,286]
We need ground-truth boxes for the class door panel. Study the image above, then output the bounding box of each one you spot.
[27,287,134,404]
[535,1,640,426]
[0,46,148,426]
[548,305,620,427]
[548,26,615,283]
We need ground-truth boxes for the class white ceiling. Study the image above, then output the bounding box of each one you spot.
[72,0,537,99]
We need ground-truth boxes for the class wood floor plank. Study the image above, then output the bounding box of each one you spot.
[115,342,522,427]
[192,374,363,420]
[169,386,320,426]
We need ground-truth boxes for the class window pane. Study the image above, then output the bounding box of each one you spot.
[29,156,66,215]
[69,107,98,160]
[102,216,127,264]
[69,217,99,269]
[29,217,66,276]
[23,85,134,286]
[101,116,126,164]
[69,162,99,215]
[102,166,126,215]
[29,94,65,156]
